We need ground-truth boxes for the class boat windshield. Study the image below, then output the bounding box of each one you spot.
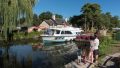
[44,29,53,35]
[44,29,60,35]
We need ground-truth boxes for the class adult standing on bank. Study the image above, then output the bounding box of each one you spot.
[93,35,100,63]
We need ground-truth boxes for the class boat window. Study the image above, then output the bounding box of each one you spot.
[56,30,60,34]
[65,31,72,34]
[76,32,81,35]
[61,31,65,34]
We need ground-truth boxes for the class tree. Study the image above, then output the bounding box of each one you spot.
[39,11,63,22]
[111,16,119,27]
[39,11,53,21]
[70,3,120,31]
[69,16,79,27]
[69,14,85,28]
[0,0,36,40]
[81,3,101,31]
[98,12,119,29]
[0,14,2,27]
[32,14,39,26]
[55,14,63,19]
[100,12,111,29]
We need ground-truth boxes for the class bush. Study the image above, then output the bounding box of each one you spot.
[13,31,43,40]
[114,31,120,40]
[99,36,113,55]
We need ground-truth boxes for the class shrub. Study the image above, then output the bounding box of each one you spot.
[114,31,120,41]
[13,31,43,40]
[99,36,113,55]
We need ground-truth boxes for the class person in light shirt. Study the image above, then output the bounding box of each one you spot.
[93,35,99,63]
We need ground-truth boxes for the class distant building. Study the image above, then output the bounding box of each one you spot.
[28,15,70,32]
[40,18,69,28]
[40,14,69,28]
[40,19,54,28]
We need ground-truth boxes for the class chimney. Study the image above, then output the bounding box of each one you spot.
[52,14,55,20]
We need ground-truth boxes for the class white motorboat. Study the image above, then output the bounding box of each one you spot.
[41,26,83,43]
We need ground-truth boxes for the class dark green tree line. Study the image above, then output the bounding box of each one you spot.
[70,3,120,31]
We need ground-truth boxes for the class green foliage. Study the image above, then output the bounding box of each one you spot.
[70,3,120,30]
[111,16,120,27]
[69,15,83,27]
[32,14,39,26]
[27,31,43,38]
[81,3,101,30]
[39,11,63,22]
[99,36,113,55]
[13,31,43,40]
[39,11,53,21]
[114,31,120,40]
[55,14,63,19]
[0,0,37,40]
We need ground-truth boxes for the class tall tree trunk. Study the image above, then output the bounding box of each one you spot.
[87,22,90,31]
[84,16,87,32]
[91,20,94,32]
[84,23,86,32]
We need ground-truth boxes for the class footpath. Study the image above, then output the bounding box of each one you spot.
[65,59,94,68]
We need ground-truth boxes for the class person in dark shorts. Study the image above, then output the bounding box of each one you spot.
[93,35,99,63]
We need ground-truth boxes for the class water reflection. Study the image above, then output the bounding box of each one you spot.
[9,45,32,62]
[0,41,79,68]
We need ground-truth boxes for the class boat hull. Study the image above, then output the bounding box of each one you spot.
[41,35,76,43]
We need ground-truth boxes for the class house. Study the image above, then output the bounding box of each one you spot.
[28,26,45,33]
[39,19,54,28]
[28,15,70,32]
[39,15,69,28]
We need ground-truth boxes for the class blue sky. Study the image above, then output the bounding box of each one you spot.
[33,0,120,18]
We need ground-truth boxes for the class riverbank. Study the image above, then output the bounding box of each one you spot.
[0,37,42,47]
[0,31,43,42]
[65,39,120,68]
[0,31,43,46]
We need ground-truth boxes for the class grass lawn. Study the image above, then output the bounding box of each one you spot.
[98,40,120,62]
[104,40,120,54]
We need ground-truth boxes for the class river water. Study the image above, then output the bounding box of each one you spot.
[0,41,79,68]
